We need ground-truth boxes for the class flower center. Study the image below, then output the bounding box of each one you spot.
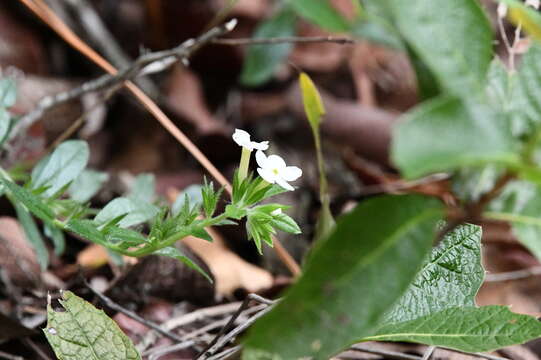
[272,168,279,175]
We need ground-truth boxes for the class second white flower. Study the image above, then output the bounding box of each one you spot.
[256,151,302,191]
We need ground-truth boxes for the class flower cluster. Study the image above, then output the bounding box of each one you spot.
[232,129,302,191]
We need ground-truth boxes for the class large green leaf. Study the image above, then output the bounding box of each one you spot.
[383,224,483,323]
[288,0,350,32]
[31,140,89,197]
[242,195,443,360]
[94,197,159,228]
[382,0,493,96]
[392,96,519,179]
[365,306,541,352]
[240,7,297,87]
[44,291,141,360]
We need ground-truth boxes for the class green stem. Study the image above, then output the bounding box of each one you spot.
[239,147,252,181]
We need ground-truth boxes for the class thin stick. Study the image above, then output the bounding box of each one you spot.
[195,294,275,359]
[0,351,24,360]
[421,346,436,360]
[485,266,541,282]
[214,36,355,46]
[86,282,185,343]
[18,0,301,276]
[206,345,242,360]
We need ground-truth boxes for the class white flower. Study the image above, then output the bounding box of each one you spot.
[256,151,302,191]
[232,129,269,151]
[497,3,508,18]
[527,0,540,9]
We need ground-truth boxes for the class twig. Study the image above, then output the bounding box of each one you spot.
[421,346,437,360]
[195,294,275,359]
[206,345,242,360]
[85,281,185,343]
[0,351,24,360]
[18,0,302,276]
[199,304,275,359]
[213,36,356,46]
[485,266,541,282]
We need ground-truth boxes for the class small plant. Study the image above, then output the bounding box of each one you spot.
[0,81,302,279]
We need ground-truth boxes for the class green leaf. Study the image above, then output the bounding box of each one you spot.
[128,173,155,202]
[15,202,49,270]
[299,72,325,134]
[382,0,493,96]
[487,181,541,261]
[104,227,147,247]
[2,179,55,223]
[172,185,203,216]
[364,306,541,353]
[44,223,66,256]
[0,78,16,108]
[44,291,141,360]
[201,179,222,218]
[383,224,483,323]
[66,219,106,246]
[155,247,212,282]
[95,197,159,228]
[191,226,213,242]
[31,140,90,197]
[242,195,443,359]
[0,107,11,146]
[240,7,297,87]
[270,213,301,234]
[392,96,519,179]
[68,170,109,203]
[288,0,351,32]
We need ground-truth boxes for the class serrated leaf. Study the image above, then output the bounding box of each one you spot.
[2,179,55,223]
[31,140,89,197]
[392,96,519,179]
[242,195,443,360]
[68,170,109,203]
[95,197,159,228]
[383,224,483,323]
[364,306,541,353]
[381,0,492,96]
[156,247,212,282]
[289,0,350,32]
[240,7,297,87]
[172,185,203,216]
[0,78,16,108]
[44,291,141,360]
[66,219,106,246]
[14,202,49,270]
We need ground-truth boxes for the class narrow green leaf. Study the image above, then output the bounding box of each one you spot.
[498,0,541,41]
[31,140,89,197]
[240,7,297,87]
[44,291,141,360]
[392,96,519,179]
[44,223,66,256]
[242,195,443,359]
[0,78,16,108]
[14,203,49,270]
[270,213,301,234]
[66,219,106,246]
[2,179,55,223]
[382,0,493,96]
[300,72,326,133]
[104,227,147,247]
[383,224,483,323]
[191,227,213,242]
[289,0,350,32]
[95,197,159,228]
[156,247,212,282]
[364,306,541,353]
[68,170,109,203]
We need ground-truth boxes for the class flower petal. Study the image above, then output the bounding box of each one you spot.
[255,150,268,168]
[275,177,294,191]
[232,129,251,148]
[266,155,287,170]
[281,166,302,181]
[251,141,269,151]
[257,167,278,184]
